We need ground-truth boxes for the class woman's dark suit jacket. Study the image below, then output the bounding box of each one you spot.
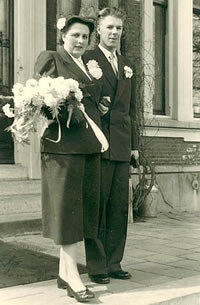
[34,46,103,155]
[34,46,103,244]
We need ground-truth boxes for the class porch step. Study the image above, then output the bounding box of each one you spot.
[0,165,42,235]
[0,164,28,180]
[0,193,41,215]
[0,193,42,236]
[0,179,41,196]
[0,214,42,237]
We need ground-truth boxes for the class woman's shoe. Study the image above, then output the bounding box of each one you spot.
[57,275,67,289]
[57,276,95,300]
[65,282,89,303]
[86,287,95,299]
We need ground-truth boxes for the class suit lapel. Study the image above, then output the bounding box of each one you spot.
[93,47,118,91]
[113,55,127,105]
[57,46,92,85]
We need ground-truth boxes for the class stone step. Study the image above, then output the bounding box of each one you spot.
[0,216,42,237]
[0,193,42,236]
[0,164,28,180]
[0,193,41,215]
[0,179,41,196]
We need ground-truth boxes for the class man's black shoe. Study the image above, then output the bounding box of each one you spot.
[108,270,132,280]
[89,274,110,284]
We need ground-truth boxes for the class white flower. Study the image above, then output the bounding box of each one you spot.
[23,87,39,102]
[14,95,24,108]
[51,77,70,99]
[2,103,14,118]
[57,18,66,30]
[26,79,38,88]
[38,76,53,96]
[75,88,83,102]
[44,94,59,108]
[66,78,80,91]
[87,60,103,79]
[124,65,133,78]
[12,83,24,96]
[5,76,85,144]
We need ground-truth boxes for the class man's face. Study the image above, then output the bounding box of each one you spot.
[97,16,123,52]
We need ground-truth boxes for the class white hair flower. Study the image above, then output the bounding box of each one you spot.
[124,66,133,78]
[86,60,103,79]
[57,18,66,30]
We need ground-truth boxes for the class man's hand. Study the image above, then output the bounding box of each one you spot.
[98,96,111,115]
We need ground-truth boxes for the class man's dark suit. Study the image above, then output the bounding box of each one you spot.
[83,47,138,275]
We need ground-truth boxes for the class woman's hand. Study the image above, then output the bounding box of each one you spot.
[98,96,111,115]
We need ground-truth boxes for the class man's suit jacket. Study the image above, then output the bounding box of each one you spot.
[34,46,103,155]
[84,47,138,162]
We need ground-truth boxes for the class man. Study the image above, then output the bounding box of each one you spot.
[84,7,139,284]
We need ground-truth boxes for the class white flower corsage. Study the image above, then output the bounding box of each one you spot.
[86,60,103,79]
[57,18,66,30]
[2,103,14,118]
[124,65,133,78]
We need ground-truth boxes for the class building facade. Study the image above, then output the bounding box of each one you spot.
[0,0,200,212]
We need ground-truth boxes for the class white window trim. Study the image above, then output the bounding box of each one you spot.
[142,0,194,124]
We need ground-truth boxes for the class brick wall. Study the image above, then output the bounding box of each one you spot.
[143,137,200,166]
[122,0,141,69]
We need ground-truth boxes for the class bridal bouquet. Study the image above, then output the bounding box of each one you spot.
[2,76,85,144]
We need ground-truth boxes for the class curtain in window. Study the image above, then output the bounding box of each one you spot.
[153,2,166,115]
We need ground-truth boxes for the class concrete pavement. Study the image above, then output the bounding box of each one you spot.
[1,212,200,304]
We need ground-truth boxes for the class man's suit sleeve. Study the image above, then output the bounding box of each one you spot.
[130,67,139,150]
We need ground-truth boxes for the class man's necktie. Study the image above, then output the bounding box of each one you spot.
[109,53,118,78]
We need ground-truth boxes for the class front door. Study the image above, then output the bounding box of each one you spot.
[0,0,14,164]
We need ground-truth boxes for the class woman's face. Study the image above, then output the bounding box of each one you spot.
[62,22,90,58]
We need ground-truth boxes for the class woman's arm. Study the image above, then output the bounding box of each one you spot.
[34,51,58,120]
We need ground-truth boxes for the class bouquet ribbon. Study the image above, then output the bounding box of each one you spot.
[45,105,109,153]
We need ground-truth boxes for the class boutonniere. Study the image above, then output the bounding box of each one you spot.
[124,65,133,78]
[86,60,103,80]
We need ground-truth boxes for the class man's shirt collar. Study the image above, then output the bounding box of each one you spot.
[98,44,117,61]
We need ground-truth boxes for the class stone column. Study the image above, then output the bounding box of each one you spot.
[169,0,193,121]
[80,0,99,49]
[57,0,81,17]
[14,0,46,178]
[109,0,119,6]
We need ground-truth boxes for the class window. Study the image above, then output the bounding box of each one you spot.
[46,0,57,50]
[152,0,167,115]
[193,7,200,117]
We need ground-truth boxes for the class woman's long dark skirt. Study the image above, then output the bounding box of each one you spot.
[41,153,100,245]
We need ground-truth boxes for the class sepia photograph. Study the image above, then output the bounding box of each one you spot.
[1,0,200,304]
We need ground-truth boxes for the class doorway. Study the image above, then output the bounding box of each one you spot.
[0,0,14,164]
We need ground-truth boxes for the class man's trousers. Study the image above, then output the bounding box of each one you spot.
[84,159,130,275]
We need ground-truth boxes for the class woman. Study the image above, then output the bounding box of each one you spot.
[34,16,108,303]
